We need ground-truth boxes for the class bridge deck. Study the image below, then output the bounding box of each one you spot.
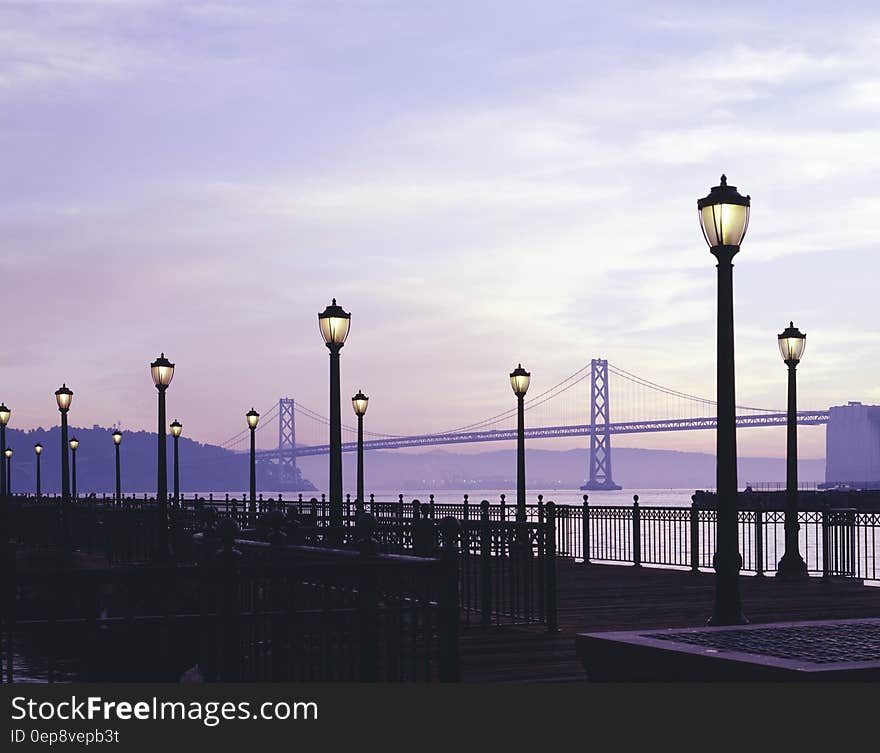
[460,562,880,682]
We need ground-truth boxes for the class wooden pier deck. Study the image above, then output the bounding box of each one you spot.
[460,562,880,682]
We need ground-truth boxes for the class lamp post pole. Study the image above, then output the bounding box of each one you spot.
[113,430,122,506]
[777,322,808,579]
[69,439,78,501]
[699,175,749,626]
[55,385,73,548]
[246,410,259,514]
[170,421,182,508]
[0,404,9,498]
[318,299,351,534]
[34,444,42,499]
[4,449,12,495]
[510,365,531,523]
[329,345,342,528]
[151,354,174,560]
[352,391,369,512]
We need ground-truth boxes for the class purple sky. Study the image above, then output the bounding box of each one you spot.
[3,1,879,460]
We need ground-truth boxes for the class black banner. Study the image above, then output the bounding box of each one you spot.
[0,683,873,751]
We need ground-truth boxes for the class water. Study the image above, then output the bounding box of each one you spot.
[91,488,701,508]
[345,488,699,508]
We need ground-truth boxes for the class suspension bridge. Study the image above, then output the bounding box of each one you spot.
[219,359,831,491]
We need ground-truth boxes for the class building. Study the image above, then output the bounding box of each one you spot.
[825,402,880,488]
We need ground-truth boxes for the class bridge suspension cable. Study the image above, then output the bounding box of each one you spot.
[437,363,592,434]
[607,363,782,414]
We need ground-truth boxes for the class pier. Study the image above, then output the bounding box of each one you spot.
[5,492,880,682]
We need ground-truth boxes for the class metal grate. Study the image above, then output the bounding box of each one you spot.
[649,622,880,664]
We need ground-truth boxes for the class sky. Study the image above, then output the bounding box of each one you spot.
[2,0,879,460]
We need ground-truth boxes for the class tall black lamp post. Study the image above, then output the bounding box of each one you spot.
[150,354,174,559]
[34,443,43,499]
[112,430,123,505]
[510,364,531,522]
[698,175,750,625]
[4,448,12,495]
[246,409,259,513]
[170,420,182,507]
[0,404,9,497]
[777,322,808,579]
[318,299,351,532]
[69,437,79,501]
[55,385,73,547]
[352,390,369,510]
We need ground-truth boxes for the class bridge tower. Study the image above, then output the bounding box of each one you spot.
[581,358,622,491]
[277,397,299,486]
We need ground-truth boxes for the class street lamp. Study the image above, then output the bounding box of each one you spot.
[4,448,12,495]
[318,298,350,532]
[34,443,43,499]
[352,390,369,510]
[0,403,9,497]
[55,384,73,503]
[246,409,259,513]
[777,322,808,579]
[69,437,79,501]
[150,353,174,559]
[170,420,182,507]
[112,430,123,505]
[510,364,531,523]
[698,174,750,625]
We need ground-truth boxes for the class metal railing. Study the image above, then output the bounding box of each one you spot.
[2,521,461,683]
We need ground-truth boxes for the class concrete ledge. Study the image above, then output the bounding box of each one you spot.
[576,617,880,681]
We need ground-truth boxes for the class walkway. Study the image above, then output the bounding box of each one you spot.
[460,562,880,682]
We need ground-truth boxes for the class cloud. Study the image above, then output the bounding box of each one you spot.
[1,2,879,460]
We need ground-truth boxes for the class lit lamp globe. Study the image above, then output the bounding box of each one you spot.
[318,299,351,347]
[352,391,369,417]
[246,409,260,430]
[510,364,531,398]
[69,437,79,452]
[151,353,175,388]
[55,384,73,412]
[112,429,123,446]
[698,175,751,252]
[0,404,10,426]
[170,420,183,438]
[34,443,43,455]
[4,448,11,460]
[778,322,806,365]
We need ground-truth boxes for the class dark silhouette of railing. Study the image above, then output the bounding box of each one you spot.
[2,518,461,683]
[11,496,556,630]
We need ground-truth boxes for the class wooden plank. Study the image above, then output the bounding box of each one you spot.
[461,562,880,682]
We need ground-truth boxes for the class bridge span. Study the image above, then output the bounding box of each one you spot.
[222,358,847,490]
[255,410,831,459]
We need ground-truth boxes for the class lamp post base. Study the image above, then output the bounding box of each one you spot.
[708,606,749,627]
[776,552,809,580]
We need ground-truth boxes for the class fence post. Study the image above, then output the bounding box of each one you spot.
[755,500,765,577]
[215,519,241,682]
[690,495,699,573]
[582,495,590,564]
[632,495,641,567]
[545,501,557,632]
[357,514,379,682]
[438,517,461,682]
[480,500,492,627]
[821,500,830,578]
